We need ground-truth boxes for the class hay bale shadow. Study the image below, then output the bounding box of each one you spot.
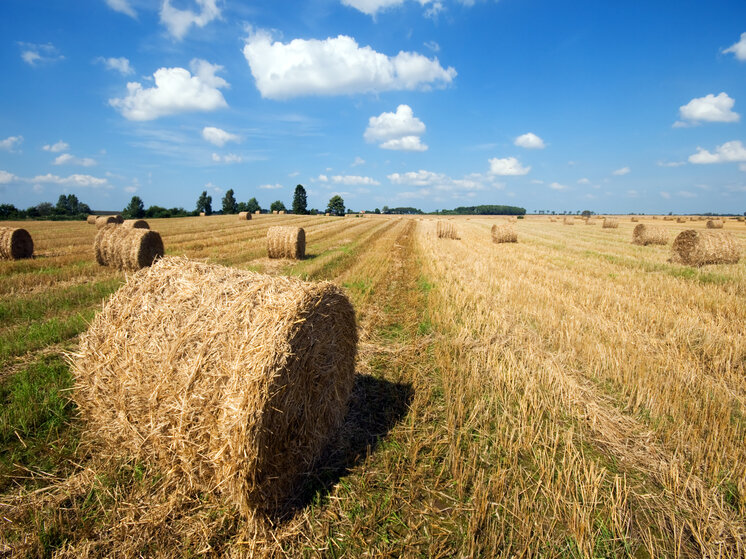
[281,374,413,518]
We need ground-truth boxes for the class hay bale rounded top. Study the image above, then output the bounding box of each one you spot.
[706,219,724,229]
[86,214,97,225]
[0,227,34,260]
[95,215,120,229]
[670,230,740,266]
[436,220,458,239]
[238,211,252,220]
[71,256,357,517]
[267,226,305,259]
[122,219,149,229]
[94,225,164,271]
[491,223,517,243]
[254,210,261,214]
[632,224,668,246]
[602,218,619,228]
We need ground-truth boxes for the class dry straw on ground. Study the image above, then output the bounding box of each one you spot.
[632,224,668,246]
[436,220,458,239]
[95,215,120,229]
[706,219,724,229]
[670,230,740,266]
[491,223,517,243]
[267,226,305,259]
[94,225,164,271]
[603,218,619,228]
[86,215,97,225]
[0,226,34,259]
[238,212,252,220]
[70,256,357,518]
[122,219,149,229]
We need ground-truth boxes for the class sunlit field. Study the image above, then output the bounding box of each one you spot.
[1,214,745,557]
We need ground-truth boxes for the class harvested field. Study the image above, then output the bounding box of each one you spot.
[1,215,745,558]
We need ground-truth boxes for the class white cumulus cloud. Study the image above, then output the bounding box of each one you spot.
[688,140,746,164]
[29,173,108,188]
[106,0,137,18]
[612,166,630,175]
[329,175,381,185]
[657,160,686,167]
[380,136,428,151]
[549,182,567,191]
[43,140,69,153]
[242,29,456,99]
[365,105,428,151]
[0,136,23,151]
[676,92,739,126]
[18,42,64,66]
[109,59,228,121]
[259,183,283,189]
[211,153,243,164]
[53,153,96,166]
[341,0,406,15]
[0,170,16,183]
[160,0,220,40]
[488,156,530,176]
[723,32,746,61]
[97,56,134,75]
[202,126,240,146]
[514,132,545,149]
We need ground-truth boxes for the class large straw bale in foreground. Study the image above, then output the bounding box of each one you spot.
[122,219,149,229]
[491,223,517,243]
[238,211,252,220]
[94,225,164,271]
[0,227,34,259]
[267,226,305,259]
[436,220,458,239]
[670,230,740,266]
[602,218,619,228]
[95,215,120,229]
[632,224,668,246]
[706,219,724,229]
[71,257,357,517]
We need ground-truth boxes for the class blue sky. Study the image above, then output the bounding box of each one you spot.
[1,0,745,214]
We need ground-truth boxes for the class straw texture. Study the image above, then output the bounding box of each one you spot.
[436,221,458,239]
[670,230,740,266]
[267,226,305,259]
[86,215,97,225]
[706,219,724,229]
[122,219,149,229]
[254,210,261,214]
[491,223,517,243]
[238,212,252,220]
[95,215,120,229]
[603,218,619,229]
[563,217,574,225]
[632,224,668,246]
[94,225,164,271]
[71,256,357,518]
[0,227,34,259]
[676,217,687,223]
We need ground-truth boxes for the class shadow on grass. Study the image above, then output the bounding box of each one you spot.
[281,374,413,518]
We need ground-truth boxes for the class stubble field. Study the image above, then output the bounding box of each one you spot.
[1,214,745,557]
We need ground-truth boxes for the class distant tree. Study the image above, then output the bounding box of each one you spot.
[310,208,318,215]
[123,196,145,219]
[222,189,237,214]
[326,195,345,216]
[581,210,591,218]
[0,204,21,219]
[292,184,308,215]
[35,202,54,217]
[246,197,261,213]
[236,201,248,213]
[382,205,390,214]
[196,191,213,215]
[270,200,286,212]
[374,208,381,214]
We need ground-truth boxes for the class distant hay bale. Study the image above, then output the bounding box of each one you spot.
[254,210,261,215]
[71,256,357,518]
[267,226,305,259]
[95,215,120,229]
[670,230,740,266]
[279,210,286,215]
[325,212,331,216]
[436,220,458,239]
[706,219,724,229]
[602,218,619,229]
[631,217,639,222]
[238,212,252,221]
[0,227,34,260]
[584,219,594,225]
[272,210,278,215]
[737,216,744,222]
[491,223,517,243]
[676,217,687,223]
[200,212,206,217]
[122,219,149,229]
[86,215,97,225]
[94,225,164,271]
[632,224,668,246]
[563,217,574,225]
[663,216,674,221]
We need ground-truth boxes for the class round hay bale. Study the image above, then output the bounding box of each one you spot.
[199,212,206,217]
[0,227,34,259]
[436,220,458,239]
[602,218,619,229]
[238,211,252,221]
[325,212,331,216]
[670,230,740,266]
[94,225,164,271]
[563,217,574,225]
[676,217,687,223]
[254,210,261,215]
[95,215,119,229]
[267,226,305,259]
[491,223,517,243]
[706,219,724,229]
[71,256,357,517]
[631,217,639,222]
[272,210,278,215]
[279,210,286,215]
[632,224,668,246]
[122,219,150,229]
[86,214,97,225]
